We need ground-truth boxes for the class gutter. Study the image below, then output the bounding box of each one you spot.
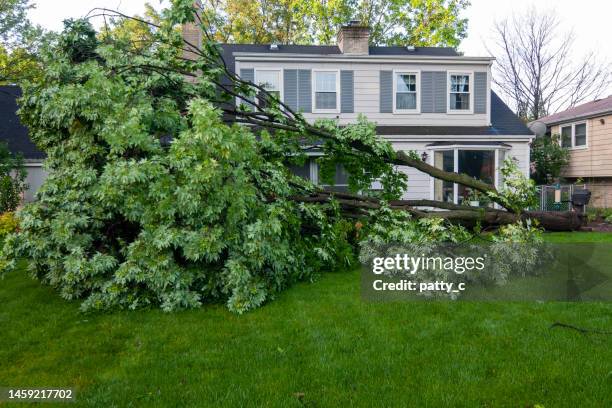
[234,52,495,65]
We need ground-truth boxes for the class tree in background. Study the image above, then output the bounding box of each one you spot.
[97,3,162,52]
[489,9,611,121]
[198,0,469,46]
[0,0,46,84]
[0,142,27,213]
[530,135,570,185]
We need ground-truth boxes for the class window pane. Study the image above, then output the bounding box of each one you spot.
[561,126,572,148]
[315,72,337,92]
[434,150,454,203]
[396,74,416,92]
[315,92,337,109]
[458,150,495,204]
[396,93,417,110]
[451,75,469,92]
[288,160,311,180]
[257,70,280,91]
[450,93,470,110]
[574,123,586,146]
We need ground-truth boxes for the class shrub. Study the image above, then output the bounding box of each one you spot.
[530,134,570,185]
[0,142,28,213]
[0,212,19,241]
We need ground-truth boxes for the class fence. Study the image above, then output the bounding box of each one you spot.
[535,184,586,212]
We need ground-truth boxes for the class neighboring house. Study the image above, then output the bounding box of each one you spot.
[0,86,47,202]
[184,22,534,204]
[537,95,612,208]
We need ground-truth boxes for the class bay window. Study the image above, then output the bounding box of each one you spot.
[313,70,339,112]
[432,146,507,205]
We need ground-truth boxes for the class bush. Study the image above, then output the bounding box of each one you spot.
[0,142,28,213]
[0,212,19,241]
[530,135,570,185]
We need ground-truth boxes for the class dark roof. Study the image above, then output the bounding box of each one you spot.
[219,44,460,80]
[0,86,44,160]
[376,92,533,136]
[538,95,612,125]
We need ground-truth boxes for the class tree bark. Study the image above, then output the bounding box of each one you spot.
[293,191,584,231]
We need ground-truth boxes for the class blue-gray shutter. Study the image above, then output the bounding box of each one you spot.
[379,70,392,113]
[240,68,254,83]
[297,69,312,113]
[239,68,255,106]
[474,71,487,114]
[432,71,447,113]
[340,70,354,113]
[284,69,298,111]
[421,72,434,113]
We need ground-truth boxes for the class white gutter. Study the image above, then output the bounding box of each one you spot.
[234,52,495,65]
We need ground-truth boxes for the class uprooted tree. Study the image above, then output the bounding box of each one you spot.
[0,0,583,313]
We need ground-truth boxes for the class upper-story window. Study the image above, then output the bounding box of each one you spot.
[255,69,282,101]
[313,70,339,113]
[448,72,473,113]
[394,71,419,113]
[560,122,587,149]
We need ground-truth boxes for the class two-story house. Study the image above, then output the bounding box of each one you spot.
[184,22,534,204]
[536,95,612,208]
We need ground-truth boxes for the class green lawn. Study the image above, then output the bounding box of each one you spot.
[1,233,611,407]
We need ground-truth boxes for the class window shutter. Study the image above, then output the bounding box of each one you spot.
[340,70,354,113]
[284,69,298,110]
[239,68,255,106]
[298,69,312,113]
[474,72,487,114]
[432,71,447,113]
[421,72,434,113]
[379,70,392,113]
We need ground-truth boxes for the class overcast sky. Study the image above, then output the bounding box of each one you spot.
[28,0,612,98]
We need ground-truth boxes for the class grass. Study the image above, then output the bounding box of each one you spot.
[1,233,611,407]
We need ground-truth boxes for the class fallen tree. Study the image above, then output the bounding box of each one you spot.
[0,2,582,315]
[294,191,585,231]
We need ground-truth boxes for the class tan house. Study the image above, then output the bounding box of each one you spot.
[538,95,612,208]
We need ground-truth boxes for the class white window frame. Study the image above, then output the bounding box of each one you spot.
[559,122,588,150]
[427,145,511,204]
[254,68,283,104]
[393,70,421,114]
[312,69,340,114]
[447,71,474,114]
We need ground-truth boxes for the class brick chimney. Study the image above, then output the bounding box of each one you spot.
[337,21,370,55]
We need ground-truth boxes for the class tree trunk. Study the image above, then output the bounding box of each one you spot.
[293,192,584,231]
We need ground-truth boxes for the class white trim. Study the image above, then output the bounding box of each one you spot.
[447,71,474,114]
[559,121,588,150]
[254,68,283,104]
[382,135,533,142]
[312,69,340,114]
[24,162,44,168]
[392,70,421,114]
[234,53,495,65]
[428,146,507,204]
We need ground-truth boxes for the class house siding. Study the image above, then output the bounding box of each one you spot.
[237,60,490,126]
[551,114,612,178]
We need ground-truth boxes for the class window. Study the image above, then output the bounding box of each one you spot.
[560,122,587,149]
[448,73,472,112]
[561,125,572,148]
[434,150,454,202]
[394,72,419,112]
[255,69,281,103]
[574,123,587,147]
[313,71,339,112]
[432,148,506,205]
[287,157,349,192]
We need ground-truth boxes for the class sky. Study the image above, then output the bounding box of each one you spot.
[28,0,612,99]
